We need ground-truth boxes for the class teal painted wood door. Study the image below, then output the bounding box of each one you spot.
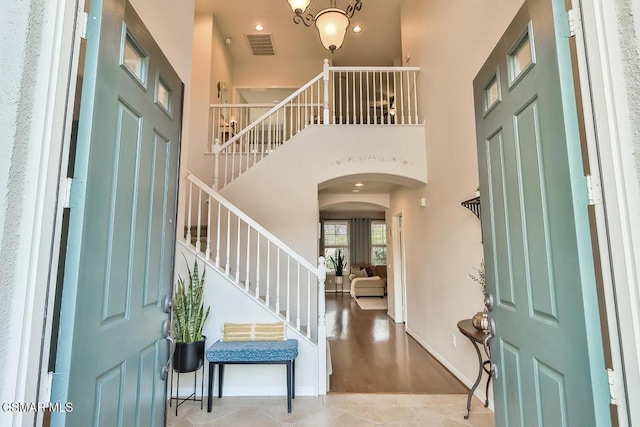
[51,0,182,425]
[473,1,610,426]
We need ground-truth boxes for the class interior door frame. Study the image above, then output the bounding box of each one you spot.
[574,0,640,423]
[391,213,407,324]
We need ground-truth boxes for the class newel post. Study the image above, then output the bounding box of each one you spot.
[323,59,330,125]
[212,138,220,191]
[317,256,327,394]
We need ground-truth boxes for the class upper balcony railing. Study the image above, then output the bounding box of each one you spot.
[208,60,421,188]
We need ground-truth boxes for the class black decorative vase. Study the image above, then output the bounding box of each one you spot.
[173,339,205,373]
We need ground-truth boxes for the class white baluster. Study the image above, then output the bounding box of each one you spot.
[286,255,291,322]
[296,263,301,330]
[339,71,343,124]
[372,71,377,124]
[215,203,221,268]
[225,209,231,275]
[276,248,281,314]
[330,69,335,124]
[186,181,192,245]
[386,71,391,125]
[235,217,241,284]
[406,71,412,124]
[399,71,405,124]
[255,234,261,298]
[393,71,398,125]
[413,71,419,124]
[379,71,383,124]
[232,137,238,183]
[366,72,371,124]
[245,226,251,291]
[205,195,211,260]
[266,242,271,307]
[307,270,311,338]
[213,139,220,191]
[359,71,363,124]
[352,71,356,124]
[196,189,202,253]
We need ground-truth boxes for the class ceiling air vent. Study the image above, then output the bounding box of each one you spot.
[246,34,275,56]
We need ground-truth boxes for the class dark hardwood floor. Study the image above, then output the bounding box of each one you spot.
[326,293,468,394]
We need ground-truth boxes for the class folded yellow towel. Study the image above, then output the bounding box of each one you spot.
[222,322,286,342]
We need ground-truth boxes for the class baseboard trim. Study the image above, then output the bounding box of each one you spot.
[405,327,494,410]
[175,385,316,398]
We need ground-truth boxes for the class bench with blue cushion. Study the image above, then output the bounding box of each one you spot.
[205,339,299,413]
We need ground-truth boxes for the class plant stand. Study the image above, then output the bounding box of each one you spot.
[169,340,206,416]
[169,362,205,416]
[335,275,344,294]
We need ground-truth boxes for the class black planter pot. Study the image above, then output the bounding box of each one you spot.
[173,339,205,373]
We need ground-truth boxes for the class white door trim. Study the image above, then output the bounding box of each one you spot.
[575,0,640,424]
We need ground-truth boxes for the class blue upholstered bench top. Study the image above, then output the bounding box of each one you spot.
[206,339,299,363]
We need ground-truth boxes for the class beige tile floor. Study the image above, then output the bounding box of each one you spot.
[166,394,495,426]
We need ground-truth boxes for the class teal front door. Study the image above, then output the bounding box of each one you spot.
[51,0,182,425]
[474,1,610,426]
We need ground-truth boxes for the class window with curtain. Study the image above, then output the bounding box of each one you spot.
[371,220,387,265]
[323,220,349,271]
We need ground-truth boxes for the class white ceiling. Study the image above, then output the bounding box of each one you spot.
[194,0,403,66]
[194,0,407,211]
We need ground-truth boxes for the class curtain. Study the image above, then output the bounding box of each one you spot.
[349,218,371,266]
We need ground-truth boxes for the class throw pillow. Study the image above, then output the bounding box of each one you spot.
[365,266,374,277]
[222,322,286,342]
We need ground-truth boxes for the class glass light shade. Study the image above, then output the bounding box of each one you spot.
[288,0,312,13]
[314,8,349,53]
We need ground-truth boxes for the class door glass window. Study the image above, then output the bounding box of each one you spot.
[507,23,535,87]
[483,73,501,114]
[156,76,172,115]
[122,31,148,86]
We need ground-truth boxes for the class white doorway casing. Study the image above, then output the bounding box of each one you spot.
[391,214,407,324]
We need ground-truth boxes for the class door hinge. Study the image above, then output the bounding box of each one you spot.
[567,8,579,38]
[60,177,73,209]
[586,174,602,205]
[607,368,617,405]
[77,10,88,39]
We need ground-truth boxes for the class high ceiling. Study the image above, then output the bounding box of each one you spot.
[194,0,407,211]
[194,0,403,66]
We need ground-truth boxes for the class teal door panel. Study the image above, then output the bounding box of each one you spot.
[473,1,610,426]
[51,0,182,425]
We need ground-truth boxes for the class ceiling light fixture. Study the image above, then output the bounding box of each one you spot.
[254,24,265,31]
[354,182,364,187]
[287,0,363,53]
[352,25,362,33]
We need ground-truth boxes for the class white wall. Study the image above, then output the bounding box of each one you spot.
[392,0,524,404]
[219,125,427,264]
[186,14,234,187]
[233,59,323,91]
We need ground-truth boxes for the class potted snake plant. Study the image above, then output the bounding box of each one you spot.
[172,257,210,373]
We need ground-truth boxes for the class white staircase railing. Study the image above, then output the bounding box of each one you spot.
[182,172,327,349]
[210,60,420,189]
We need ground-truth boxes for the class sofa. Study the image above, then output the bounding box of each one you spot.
[349,265,387,298]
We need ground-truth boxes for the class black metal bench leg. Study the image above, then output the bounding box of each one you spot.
[207,363,214,412]
[218,364,224,398]
[286,361,292,413]
[292,359,295,399]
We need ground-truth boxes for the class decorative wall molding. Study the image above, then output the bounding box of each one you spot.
[332,155,413,166]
